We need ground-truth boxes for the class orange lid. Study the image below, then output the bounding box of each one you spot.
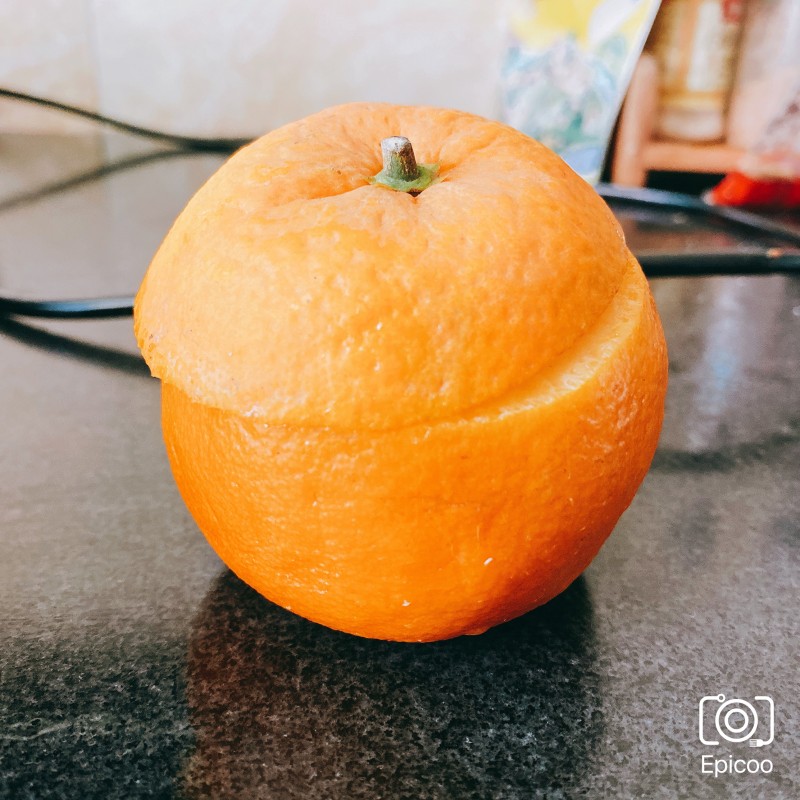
[134,103,629,430]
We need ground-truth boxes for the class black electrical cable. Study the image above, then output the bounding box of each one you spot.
[0,90,237,319]
[596,183,800,247]
[1,88,799,321]
[0,88,252,152]
[638,248,800,277]
[0,315,149,375]
[3,249,798,321]
[0,148,208,213]
[0,295,135,319]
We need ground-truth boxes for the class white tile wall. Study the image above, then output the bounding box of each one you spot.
[0,0,507,137]
[0,0,98,132]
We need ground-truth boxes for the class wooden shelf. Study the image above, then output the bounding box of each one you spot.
[611,53,743,187]
[643,140,744,174]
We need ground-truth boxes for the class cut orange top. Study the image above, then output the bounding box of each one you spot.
[134,103,629,430]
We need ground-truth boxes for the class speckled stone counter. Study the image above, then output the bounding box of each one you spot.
[0,136,798,798]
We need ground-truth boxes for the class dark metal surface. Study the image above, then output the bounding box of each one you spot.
[1,136,798,799]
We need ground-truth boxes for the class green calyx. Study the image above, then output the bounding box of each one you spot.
[368,136,439,194]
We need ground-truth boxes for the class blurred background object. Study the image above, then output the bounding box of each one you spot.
[707,84,800,207]
[499,0,661,183]
[648,0,744,143]
[726,0,800,151]
[611,0,800,203]
[709,0,800,207]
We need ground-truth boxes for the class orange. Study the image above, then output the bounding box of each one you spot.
[134,103,667,642]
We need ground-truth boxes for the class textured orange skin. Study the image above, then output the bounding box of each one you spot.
[137,103,668,642]
[136,104,630,430]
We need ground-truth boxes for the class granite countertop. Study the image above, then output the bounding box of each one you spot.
[0,135,798,799]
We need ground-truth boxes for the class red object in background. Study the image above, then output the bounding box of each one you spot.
[708,172,800,207]
[722,0,745,23]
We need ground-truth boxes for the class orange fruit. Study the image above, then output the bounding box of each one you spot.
[134,103,667,642]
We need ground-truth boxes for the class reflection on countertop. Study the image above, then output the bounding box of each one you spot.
[182,574,599,798]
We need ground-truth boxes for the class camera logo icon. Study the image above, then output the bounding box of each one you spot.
[699,695,774,748]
